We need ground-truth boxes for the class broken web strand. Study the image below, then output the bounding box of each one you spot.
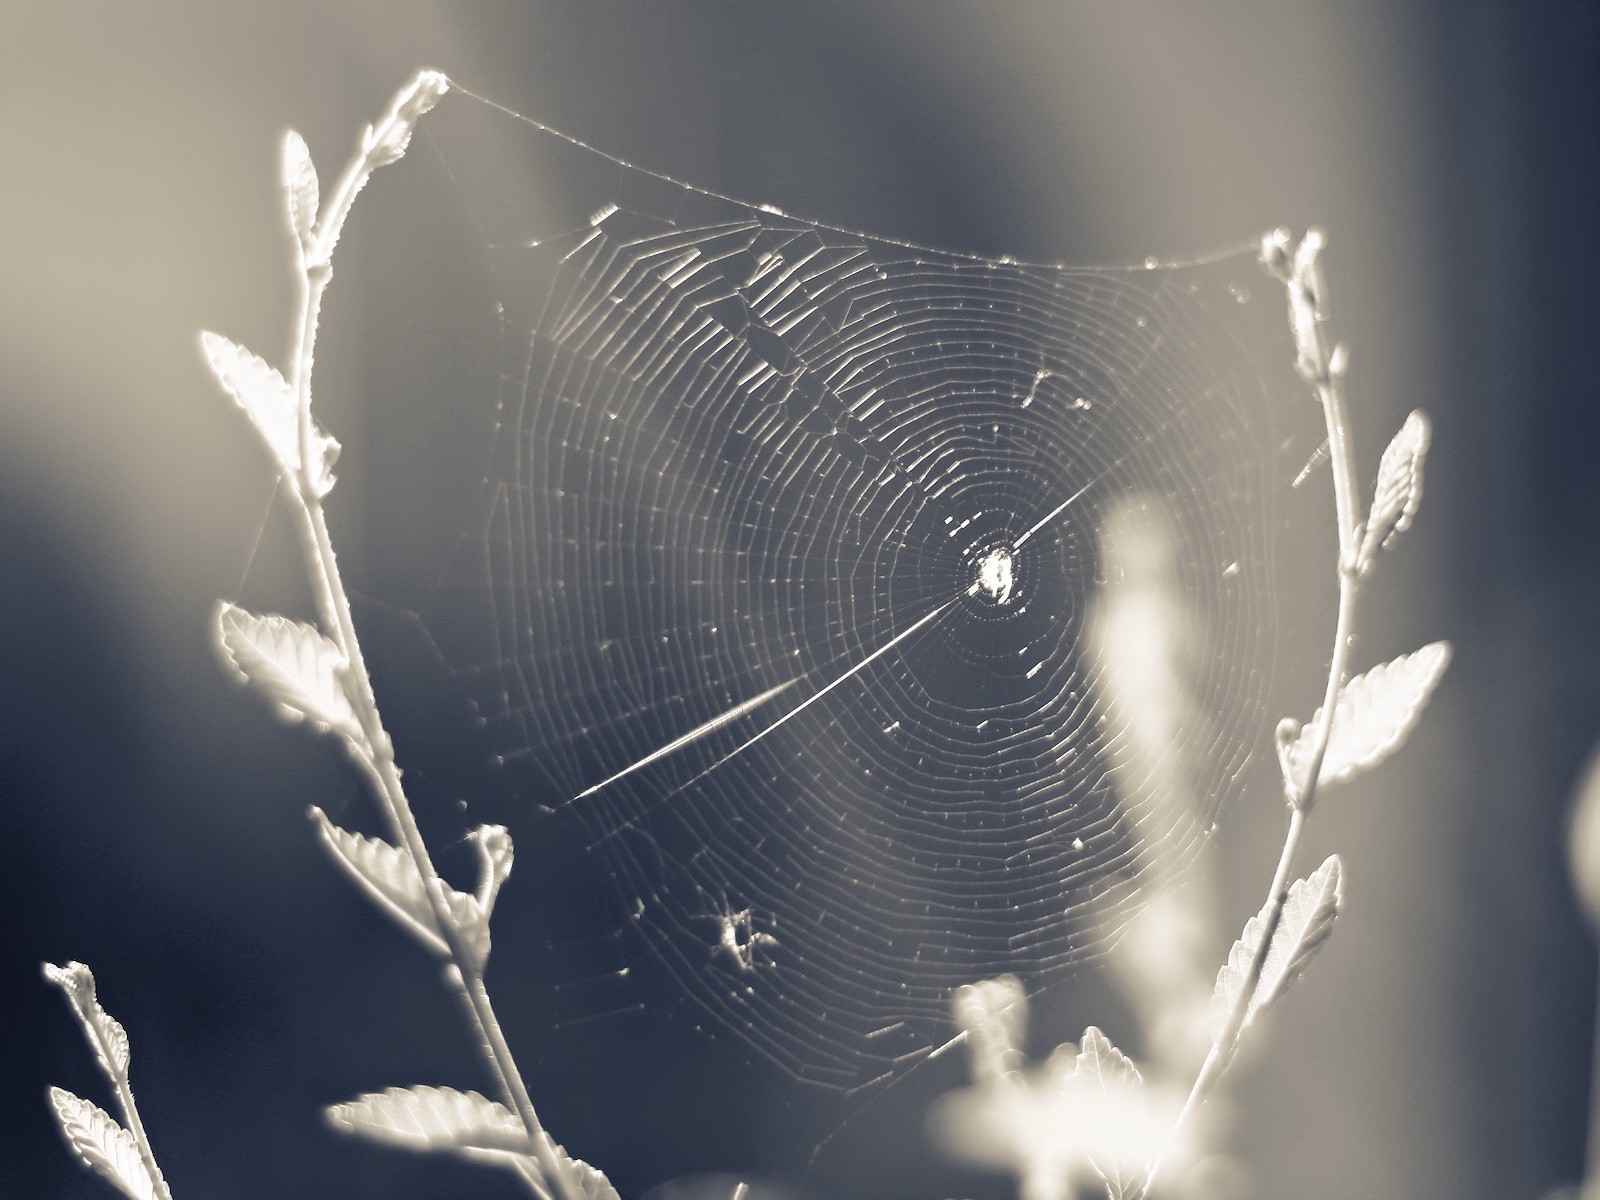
[225,72,591,1200]
[394,83,1289,1098]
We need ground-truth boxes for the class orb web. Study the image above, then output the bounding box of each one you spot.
[371,87,1282,1093]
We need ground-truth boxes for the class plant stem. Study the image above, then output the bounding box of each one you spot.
[1142,230,1363,1195]
[276,84,586,1200]
[111,1069,174,1200]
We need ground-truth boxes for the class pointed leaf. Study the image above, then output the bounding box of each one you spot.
[1074,1025,1142,1092]
[310,807,446,956]
[1213,902,1271,1039]
[318,72,449,262]
[103,1013,129,1079]
[1285,641,1451,792]
[558,1152,622,1200]
[1256,854,1343,1010]
[281,129,319,249]
[1212,855,1344,1038]
[1074,1028,1145,1200]
[326,1085,531,1155]
[200,331,299,476]
[309,808,489,968]
[365,70,449,168]
[43,961,129,1079]
[1359,410,1431,572]
[215,603,362,741]
[48,1088,158,1200]
[472,825,514,915]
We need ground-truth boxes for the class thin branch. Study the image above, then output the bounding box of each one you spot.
[43,962,175,1200]
[1142,227,1364,1194]
[111,1068,174,1200]
[274,72,587,1200]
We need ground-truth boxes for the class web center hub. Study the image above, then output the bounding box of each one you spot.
[973,542,1017,605]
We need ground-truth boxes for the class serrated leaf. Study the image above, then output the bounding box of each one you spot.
[215,603,362,740]
[1075,1025,1142,1091]
[327,1085,531,1155]
[1257,855,1342,1009]
[1359,409,1431,571]
[366,70,449,168]
[1212,908,1267,1039]
[559,1152,622,1200]
[43,961,130,1079]
[309,808,489,968]
[1212,855,1343,1039]
[1284,641,1451,791]
[49,1088,158,1200]
[102,1013,129,1079]
[1074,1028,1144,1200]
[201,331,300,476]
[319,73,450,262]
[281,129,319,249]
[472,825,514,915]
[309,808,443,953]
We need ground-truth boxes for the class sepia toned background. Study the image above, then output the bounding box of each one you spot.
[2,4,1596,1198]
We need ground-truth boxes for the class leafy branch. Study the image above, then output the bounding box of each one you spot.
[1140,227,1448,1192]
[201,70,610,1200]
[943,229,1449,1200]
[43,961,173,1200]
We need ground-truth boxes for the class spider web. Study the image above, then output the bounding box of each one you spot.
[327,85,1287,1096]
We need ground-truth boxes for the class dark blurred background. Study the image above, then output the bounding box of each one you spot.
[2,4,1597,1198]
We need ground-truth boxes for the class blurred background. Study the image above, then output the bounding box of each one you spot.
[2,3,1596,1198]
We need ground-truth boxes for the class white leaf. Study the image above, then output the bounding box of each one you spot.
[368,70,450,168]
[200,331,299,476]
[309,807,489,968]
[1359,409,1431,571]
[319,73,449,261]
[281,129,319,249]
[1075,1025,1142,1092]
[1257,855,1343,1009]
[310,807,445,955]
[560,1153,622,1200]
[1285,641,1452,792]
[326,1085,530,1155]
[43,961,129,1079]
[1212,855,1343,1039]
[48,1087,158,1200]
[1073,1027,1145,1200]
[215,603,361,740]
[102,1013,130,1080]
[472,824,514,915]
